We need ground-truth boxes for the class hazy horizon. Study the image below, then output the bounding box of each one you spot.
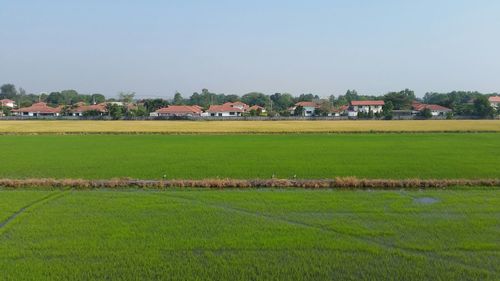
[1,0,499,99]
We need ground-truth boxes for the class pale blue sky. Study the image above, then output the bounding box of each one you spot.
[1,0,499,98]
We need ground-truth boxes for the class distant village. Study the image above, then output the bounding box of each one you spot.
[0,84,499,119]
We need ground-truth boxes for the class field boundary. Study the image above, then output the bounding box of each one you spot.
[0,178,499,189]
[1,130,500,135]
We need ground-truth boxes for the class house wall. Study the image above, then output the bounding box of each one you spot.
[353,105,383,113]
[303,106,316,116]
[208,111,241,117]
[1,102,15,108]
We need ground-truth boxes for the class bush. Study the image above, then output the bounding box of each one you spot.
[420,108,433,119]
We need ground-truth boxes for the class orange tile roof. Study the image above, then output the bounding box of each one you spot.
[295,101,317,107]
[71,103,107,113]
[489,96,500,103]
[12,102,61,114]
[351,100,385,106]
[412,102,451,112]
[155,105,202,114]
[207,104,244,113]
[248,105,264,111]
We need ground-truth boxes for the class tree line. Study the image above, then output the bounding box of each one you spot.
[1,83,499,118]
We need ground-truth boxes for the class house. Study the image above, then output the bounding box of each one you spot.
[0,99,16,108]
[150,105,203,117]
[489,96,500,109]
[349,100,385,116]
[69,103,108,116]
[206,102,248,117]
[412,102,452,116]
[330,105,349,117]
[11,102,61,117]
[227,101,249,111]
[289,101,317,116]
[248,105,266,114]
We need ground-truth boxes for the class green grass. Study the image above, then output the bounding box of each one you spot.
[0,188,499,280]
[0,133,499,179]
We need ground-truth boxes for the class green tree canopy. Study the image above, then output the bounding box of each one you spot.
[0,84,18,99]
[384,89,415,110]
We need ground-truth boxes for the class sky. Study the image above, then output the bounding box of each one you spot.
[1,0,499,99]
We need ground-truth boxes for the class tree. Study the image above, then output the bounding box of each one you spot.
[473,96,494,118]
[0,84,18,99]
[82,109,103,117]
[384,89,415,110]
[420,108,433,119]
[46,92,65,105]
[128,105,149,117]
[294,105,304,116]
[106,104,125,119]
[296,93,319,102]
[118,91,136,103]
[241,92,270,107]
[315,99,332,116]
[91,94,106,104]
[173,92,185,105]
[143,99,169,112]
[382,101,394,120]
[344,90,359,103]
[270,93,294,111]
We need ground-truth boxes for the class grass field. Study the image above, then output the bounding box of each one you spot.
[0,133,499,179]
[0,120,499,133]
[0,188,498,280]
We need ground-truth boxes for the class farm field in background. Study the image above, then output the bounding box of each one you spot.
[0,188,499,280]
[0,134,499,180]
[0,120,499,134]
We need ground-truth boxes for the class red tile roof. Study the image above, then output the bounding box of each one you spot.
[332,105,349,112]
[248,105,264,111]
[412,102,451,112]
[295,101,317,107]
[12,102,61,114]
[207,104,244,113]
[489,96,500,103]
[71,103,107,113]
[351,100,385,106]
[155,105,202,115]
[0,99,15,104]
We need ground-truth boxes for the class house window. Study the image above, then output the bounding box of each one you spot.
[210,113,215,116]
[229,112,235,116]
[218,113,222,117]
[306,111,312,114]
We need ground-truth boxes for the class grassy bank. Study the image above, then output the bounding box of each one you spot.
[0,120,499,134]
[0,188,499,280]
[0,134,499,179]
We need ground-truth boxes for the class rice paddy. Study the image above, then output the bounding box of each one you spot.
[1,121,499,280]
[0,133,499,180]
[0,120,499,134]
[0,188,499,280]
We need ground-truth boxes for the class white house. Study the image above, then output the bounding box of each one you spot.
[0,99,16,108]
[69,103,108,116]
[289,101,317,116]
[412,102,452,116]
[350,100,385,116]
[150,105,203,117]
[11,102,61,117]
[206,102,246,117]
[489,96,500,109]
[247,105,267,115]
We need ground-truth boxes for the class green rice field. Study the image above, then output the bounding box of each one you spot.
[0,133,499,179]
[0,188,498,280]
